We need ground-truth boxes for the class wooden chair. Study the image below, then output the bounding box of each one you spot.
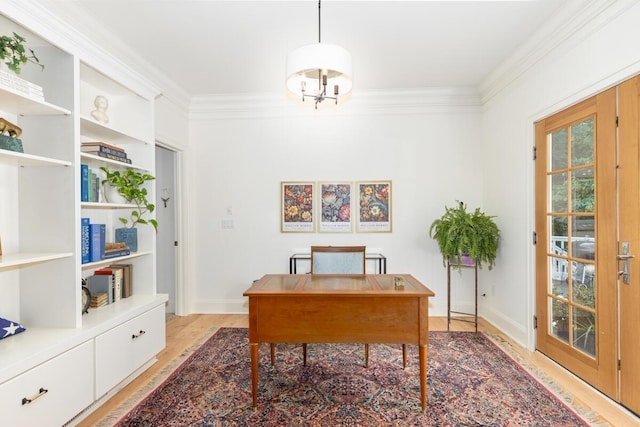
[269,246,368,366]
[304,246,368,366]
[310,245,366,275]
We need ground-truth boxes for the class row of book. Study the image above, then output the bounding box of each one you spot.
[81,218,131,264]
[86,264,133,307]
[80,163,101,202]
[81,141,132,164]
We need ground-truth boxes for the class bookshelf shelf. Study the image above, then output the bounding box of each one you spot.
[0,252,73,269]
[81,201,138,209]
[81,250,152,270]
[80,116,148,145]
[0,86,71,116]
[0,149,71,167]
[80,152,149,171]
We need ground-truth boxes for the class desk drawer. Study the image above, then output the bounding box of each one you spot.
[0,341,94,427]
[95,304,165,397]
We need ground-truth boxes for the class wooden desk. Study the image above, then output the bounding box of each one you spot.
[243,274,435,412]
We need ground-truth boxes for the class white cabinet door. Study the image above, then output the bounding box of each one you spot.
[0,341,94,427]
[95,304,165,397]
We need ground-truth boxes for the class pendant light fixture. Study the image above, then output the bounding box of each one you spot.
[286,0,352,109]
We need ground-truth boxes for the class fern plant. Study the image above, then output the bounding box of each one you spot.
[429,201,500,271]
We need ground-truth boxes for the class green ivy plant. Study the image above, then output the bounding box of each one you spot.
[100,167,158,232]
[429,200,500,271]
[0,32,44,74]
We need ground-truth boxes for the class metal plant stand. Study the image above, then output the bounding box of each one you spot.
[447,260,478,332]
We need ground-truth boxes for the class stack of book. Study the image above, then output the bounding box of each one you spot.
[90,292,108,308]
[104,242,130,259]
[81,141,132,164]
[0,69,45,101]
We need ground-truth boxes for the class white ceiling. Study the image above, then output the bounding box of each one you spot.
[40,0,567,97]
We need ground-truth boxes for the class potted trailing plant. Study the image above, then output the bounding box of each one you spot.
[429,200,500,271]
[100,167,158,252]
[0,32,44,74]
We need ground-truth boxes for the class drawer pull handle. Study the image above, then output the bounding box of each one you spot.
[132,330,146,339]
[22,387,48,405]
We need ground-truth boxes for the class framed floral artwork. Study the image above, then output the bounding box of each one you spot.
[356,180,392,232]
[318,182,353,233]
[281,181,315,232]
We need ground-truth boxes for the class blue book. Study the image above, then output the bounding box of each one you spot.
[81,217,90,264]
[80,164,89,202]
[89,223,105,262]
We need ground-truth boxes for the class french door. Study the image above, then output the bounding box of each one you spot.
[535,75,640,414]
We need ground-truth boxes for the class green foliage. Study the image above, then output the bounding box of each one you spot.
[429,201,500,271]
[0,32,44,74]
[100,167,158,232]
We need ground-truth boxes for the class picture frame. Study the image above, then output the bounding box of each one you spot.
[281,181,315,232]
[318,182,353,233]
[356,180,392,232]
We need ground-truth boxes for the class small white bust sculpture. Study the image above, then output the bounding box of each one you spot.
[91,95,109,124]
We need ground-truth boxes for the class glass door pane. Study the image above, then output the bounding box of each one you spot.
[546,117,596,358]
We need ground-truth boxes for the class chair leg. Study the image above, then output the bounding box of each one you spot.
[364,344,369,368]
[270,343,275,366]
[402,344,407,369]
[303,343,308,366]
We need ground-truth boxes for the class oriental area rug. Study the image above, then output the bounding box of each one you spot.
[107,328,598,426]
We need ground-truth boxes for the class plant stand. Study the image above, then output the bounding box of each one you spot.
[447,260,478,332]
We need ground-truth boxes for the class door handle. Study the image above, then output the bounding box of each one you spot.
[617,242,635,284]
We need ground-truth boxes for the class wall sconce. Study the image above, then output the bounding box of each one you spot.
[161,188,170,208]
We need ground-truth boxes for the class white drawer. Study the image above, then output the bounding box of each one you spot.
[0,340,94,427]
[95,304,165,397]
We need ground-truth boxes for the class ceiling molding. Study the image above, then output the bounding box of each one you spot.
[190,87,482,120]
[479,0,635,105]
[2,0,162,100]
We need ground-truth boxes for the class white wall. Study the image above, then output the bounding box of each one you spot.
[481,1,640,348]
[187,100,483,315]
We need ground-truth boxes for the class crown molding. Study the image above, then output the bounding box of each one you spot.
[11,0,198,106]
[190,87,482,120]
[479,0,636,105]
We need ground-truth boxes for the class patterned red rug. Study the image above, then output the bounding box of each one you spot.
[113,328,590,426]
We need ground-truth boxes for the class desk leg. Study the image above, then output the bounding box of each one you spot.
[250,343,258,410]
[419,344,427,413]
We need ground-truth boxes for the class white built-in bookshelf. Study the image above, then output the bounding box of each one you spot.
[0,4,167,425]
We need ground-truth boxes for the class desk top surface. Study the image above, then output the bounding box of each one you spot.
[244,274,434,297]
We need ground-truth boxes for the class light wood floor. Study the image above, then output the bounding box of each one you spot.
[77,314,640,427]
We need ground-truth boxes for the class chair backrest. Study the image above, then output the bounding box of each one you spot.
[310,246,366,274]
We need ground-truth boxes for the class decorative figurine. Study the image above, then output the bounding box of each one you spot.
[91,95,109,124]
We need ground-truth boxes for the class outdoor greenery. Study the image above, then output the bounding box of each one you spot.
[429,201,500,271]
[550,118,595,236]
[100,167,158,231]
[0,32,44,74]
[548,118,596,357]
